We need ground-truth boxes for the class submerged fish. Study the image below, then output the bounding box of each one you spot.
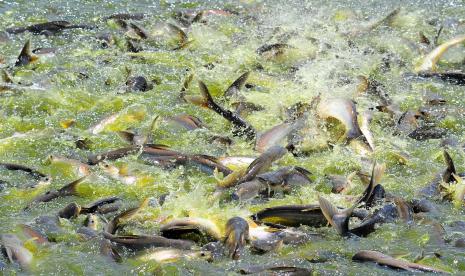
[25,176,87,210]
[6,21,93,35]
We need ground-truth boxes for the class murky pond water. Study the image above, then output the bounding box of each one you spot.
[1,0,465,275]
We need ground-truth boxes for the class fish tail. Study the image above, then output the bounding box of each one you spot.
[15,39,38,67]
[318,195,350,236]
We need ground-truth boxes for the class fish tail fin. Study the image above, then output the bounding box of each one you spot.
[318,195,351,236]
[443,150,456,183]
[224,72,250,97]
[357,162,385,205]
[61,175,88,196]
[116,130,136,144]
[15,39,38,67]
[198,81,215,108]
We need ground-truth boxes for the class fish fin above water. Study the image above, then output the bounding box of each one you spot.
[59,175,88,196]
[224,72,250,98]
[15,39,38,67]
[442,150,456,183]
[318,195,352,236]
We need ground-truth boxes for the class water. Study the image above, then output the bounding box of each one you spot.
[0,0,465,274]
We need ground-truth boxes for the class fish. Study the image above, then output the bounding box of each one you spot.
[84,214,99,230]
[99,238,122,262]
[126,22,149,40]
[256,43,293,59]
[106,198,148,234]
[46,155,91,177]
[81,196,121,214]
[14,39,38,67]
[255,122,295,153]
[126,76,153,92]
[224,217,249,259]
[318,195,358,236]
[416,71,465,85]
[359,110,375,151]
[141,144,232,175]
[136,248,212,263]
[197,81,256,140]
[19,224,49,245]
[350,203,399,237]
[25,176,87,210]
[239,265,312,275]
[317,98,365,142]
[345,8,400,37]
[87,113,119,134]
[6,21,93,35]
[99,162,137,185]
[352,250,448,273]
[415,34,465,72]
[418,150,459,197]
[252,205,327,227]
[117,115,159,145]
[104,13,145,21]
[327,172,356,194]
[231,179,268,201]
[0,162,47,179]
[250,235,283,254]
[223,72,250,99]
[160,217,222,244]
[232,166,312,201]
[0,234,33,269]
[58,202,81,219]
[87,145,141,165]
[103,232,194,251]
[165,114,204,131]
[238,145,288,184]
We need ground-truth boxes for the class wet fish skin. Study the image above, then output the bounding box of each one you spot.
[231,179,267,201]
[81,196,121,214]
[100,238,122,262]
[104,13,145,21]
[87,145,141,165]
[352,250,448,273]
[238,145,287,184]
[7,21,93,35]
[58,202,81,219]
[350,203,398,237]
[103,232,194,251]
[160,217,222,244]
[239,265,312,275]
[250,235,283,254]
[252,205,327,228]
[224,217,249,259]
[126,76,153,92]
[106,198,148,234]
[417,71,465,86]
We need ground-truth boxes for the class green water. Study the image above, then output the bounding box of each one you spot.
[0,0,465,274]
